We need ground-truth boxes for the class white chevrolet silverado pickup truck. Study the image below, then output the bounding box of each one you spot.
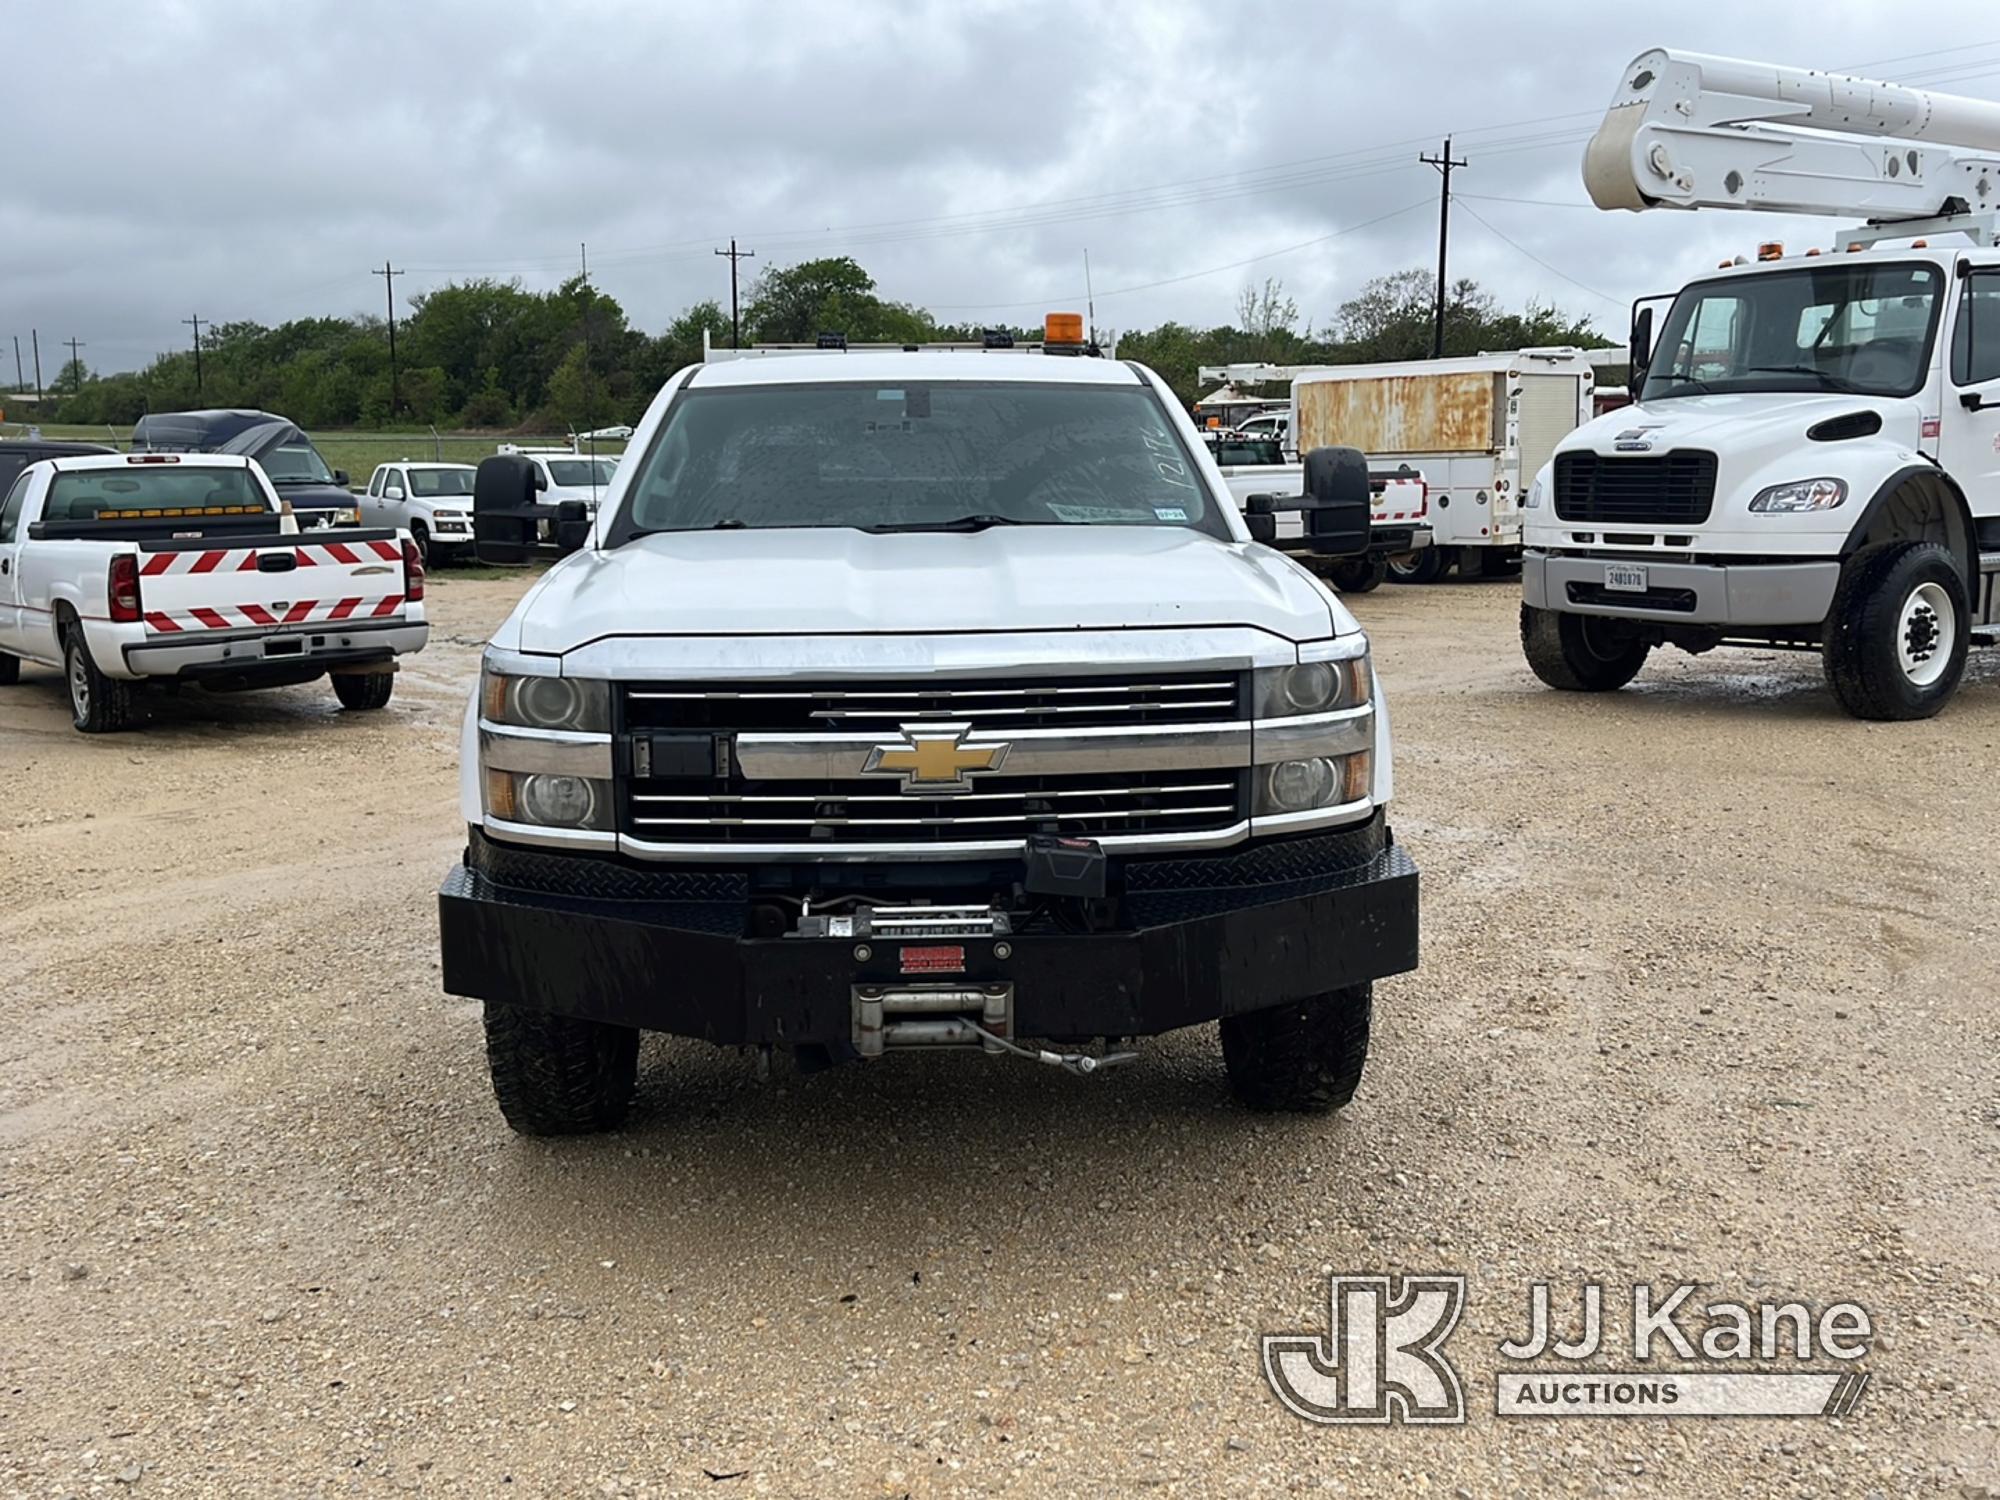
[438,331,1420,1135]
[0,453,429,732]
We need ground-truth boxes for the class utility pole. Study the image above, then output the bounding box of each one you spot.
[183,313,207,395]
[11,335,22,393]
[373,261,403,416]
[714,239,756,349]
[64,337,86,391]
[1420,137,1468,360]
[31,329,43,401]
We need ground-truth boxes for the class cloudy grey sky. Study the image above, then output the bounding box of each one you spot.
[11,0,2000,376]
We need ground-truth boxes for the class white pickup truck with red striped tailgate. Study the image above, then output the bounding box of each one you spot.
[0,452,429,733]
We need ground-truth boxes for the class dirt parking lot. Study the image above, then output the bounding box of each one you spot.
[2,571,1997,1497]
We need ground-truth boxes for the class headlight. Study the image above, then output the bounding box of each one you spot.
[1253,657,1371,718]
[337,506,361,524]
[481,667,611,732]
[1254,753,1372,814]
[484,769,612,830]
[1524,473,1545,509]
[1749,477,1847,513]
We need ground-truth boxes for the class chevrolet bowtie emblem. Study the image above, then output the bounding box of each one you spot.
[861,722,1010,793]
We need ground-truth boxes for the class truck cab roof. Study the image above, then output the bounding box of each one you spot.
[685,351,1147,389]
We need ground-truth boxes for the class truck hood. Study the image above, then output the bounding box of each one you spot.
[511,525,1347,655]
[1563,391,1926,457]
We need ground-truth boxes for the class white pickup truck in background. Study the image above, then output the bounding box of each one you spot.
[1207,434,1431,592]
[0,453,429,732]
[359,461,478,563]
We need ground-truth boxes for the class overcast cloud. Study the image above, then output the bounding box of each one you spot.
[10,0,2000,376]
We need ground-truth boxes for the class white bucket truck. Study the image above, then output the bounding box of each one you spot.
[1522,47,2000,719]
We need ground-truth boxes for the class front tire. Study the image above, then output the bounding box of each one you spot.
[1326,556,1388,594]
[1520,603,1650,692]
[1221,984,1371,1113]
[1387,548,1446,585]
[64,626,134,733]
[409,520,431,564]
[332,672,395,711]
[483,1003,640,1136]
[1822,541,1968,721]
[0,651,18,686]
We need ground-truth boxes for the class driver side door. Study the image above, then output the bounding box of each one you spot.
[1937,263,2000,525]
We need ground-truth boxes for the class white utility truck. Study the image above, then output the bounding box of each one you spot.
[0,453,428,731]
[438,318,1418,1135]
[1523,47,2000,719]
[1202,350,1596,582]
[359,461,478,562]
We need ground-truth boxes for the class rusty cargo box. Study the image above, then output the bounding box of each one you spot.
[1295,371,1504,455]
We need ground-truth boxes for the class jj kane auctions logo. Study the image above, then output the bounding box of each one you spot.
[1264,1275,1873,1423]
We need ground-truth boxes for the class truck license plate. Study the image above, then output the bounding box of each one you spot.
[1604,564,1648,593]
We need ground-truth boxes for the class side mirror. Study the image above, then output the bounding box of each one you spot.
[554,499,592,556]
[1299,446,1370,556]
[473,454,543,566]
[333,469,350,488]
[384,485,405,502]
[1243,511,1278,544]
[1629,306,1654,387]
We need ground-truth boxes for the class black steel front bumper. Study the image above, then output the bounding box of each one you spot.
[438,818,1419,1046]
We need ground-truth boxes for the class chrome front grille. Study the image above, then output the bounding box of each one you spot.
[623,673,1243,734]
[625,769,1245,846]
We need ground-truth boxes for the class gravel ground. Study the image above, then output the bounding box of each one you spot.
[2,570,1997,1498]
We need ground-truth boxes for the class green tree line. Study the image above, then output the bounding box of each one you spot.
[42,259,1610,430]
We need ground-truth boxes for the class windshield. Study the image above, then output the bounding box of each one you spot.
[407,467,475,498]
[258,440,336,485]
[613,380,1222,539]
[546,458,616,488]
[44,466,268,521]
[1642,262,1943,400]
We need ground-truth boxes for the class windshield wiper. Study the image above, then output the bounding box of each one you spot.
[864,513,1034,534]
[1740,364,1870,394]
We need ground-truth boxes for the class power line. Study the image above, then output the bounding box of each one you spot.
[1455,201,1624,308]
[923,199,1434,311]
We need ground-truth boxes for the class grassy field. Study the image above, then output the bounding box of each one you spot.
[7,425,627,489]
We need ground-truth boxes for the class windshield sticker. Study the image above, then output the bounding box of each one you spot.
[876,389,903,401]
[1047,504,1159,524]
[1153,506,1189,521]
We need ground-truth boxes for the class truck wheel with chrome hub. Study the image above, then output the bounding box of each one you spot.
[483,1002,640,1136]
[1823,541,1968,721]
[1221,983,1371,1112]
[1519,603,1650,692]
[63,625,135,734]
[1387,548,1445,585]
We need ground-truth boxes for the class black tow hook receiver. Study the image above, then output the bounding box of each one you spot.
[1025,835,1106,898]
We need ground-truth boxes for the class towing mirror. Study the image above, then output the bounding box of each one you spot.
[1299,445,1371,556]
[1630,305,1655,385]
[554,499,592,556]
[473,454,543,566]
